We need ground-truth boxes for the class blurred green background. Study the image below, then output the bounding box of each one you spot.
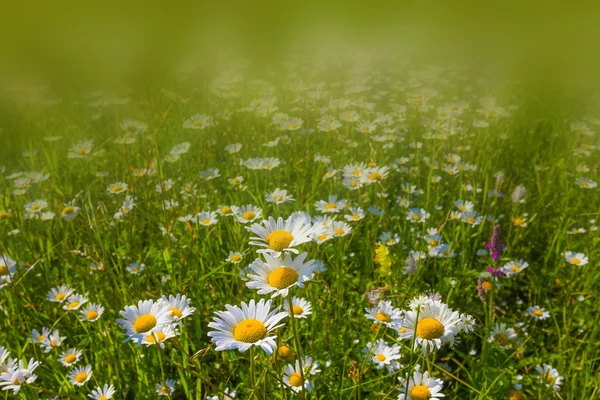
[1,0,599,91]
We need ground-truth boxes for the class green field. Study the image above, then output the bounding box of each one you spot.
[0,40,599,400]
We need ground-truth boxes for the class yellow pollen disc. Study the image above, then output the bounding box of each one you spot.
[221,207,231,214]
[161,386,170,394]
[64,354,77,364]
[170,307,183,318]
[0,266,7,276]
[192,121,201,126]
[87,311,99,320]
[233,319,267,343]
[292,305,304,315]
[37,335,45,342]
[375,312,391,323]
[416,317,445,340]
[31,204,41,211]
[533,309,543,317]
[0,211,11,220]
[412,215,421,221]
[508,391,525,400]
[369,172,382,181]
[265,230,294,252]
[267,267,299,289]
[133,314,157,333]
[350,181,358,188]
[277,345,293,361]
[352,169,362,176]
[231,255,242,262]
[495,333,509,346]
[324,203,337,210]
[376,353,386,362]
[289,372,304,387]
[201,219,211,225]
[429,239,438,246]
[63,206,75,214]
[545,373,554,383]
[571,258,581,265]
[368,162,377,168]
[398,327,408,334]
[146,332,167,343]
[68,301,80,310]
[75,372,88,383]
[243,211,256,220]
[334,228,345,235]
[466,217,475,223]
[318,233,329,241]
[352,215,360,220]
[111,185,123,193]
[410,385,431,400]
[51,341,59,348]
[511,265,521,272]
[99,397,108,400]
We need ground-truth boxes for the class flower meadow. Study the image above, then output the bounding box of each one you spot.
[0,53,599,400]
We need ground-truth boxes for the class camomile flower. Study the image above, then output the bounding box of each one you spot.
[234,205,262,224]
[526,306,550,320]
[332,221,352,237]
[107,182,128,195]
[61,201,80,221]
[160,294,196,322]
[399,300,462,355]
[46,285,74,303]
[502,260,529,276]
[79,303,105,322]
[41,330,66,353]
[141,325,177,348]
[194,211,219,227]
[345,207,365,222]
[0,255,17,278]
[362,166,390,184]
[315,195,347,213]
[575,177,597,189]
[282,356,320,393]
[564,251,588,266]
[406,208,430,224]
[247,216,317,256]
[0,358,40,395]
[283,297,312,319]
[397,368,445,400]
[207,298,287,354]
[380,232,401,246]
[120,119,147,134]
[69,365,92,387]
[156,379,176,396]
[24,199,47,214]
[487,323,518,350]
[454,200,474,212]
[225,143,242,154]
[266,188,294,204]
[365,300,403,328]
[199,168,220,181]
[216,205,237,217]
[63,293,88,311]
[226,251,244,264]
[312,226,334,244]
[59,348,83,367]
[88,384,116,400]
[127,262,145,274]
[31,327,51,345]
[535,364,563,392]
[363,339,402,373]
[246,252,319,298]
[117,299,173,345]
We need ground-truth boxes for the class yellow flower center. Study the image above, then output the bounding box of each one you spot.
[146,332,167,343]
[533,309,543,317]
[580,181,589,187]
[482,281,493,291]
[292,305,304,315]
[267,267,299,289]
[508,391,526,400]
[350,181,358,188]
[368,172,382,181]
[466,217,475,224]
[376,353,386,362]
[99,396,108,400]
[67,301,80,310]
[231,255,242,262]
[64,354,77,364]
[289,372,304,387]
[86,311,99,320]
[277,345,293,361]
[37,335,45,342]
[352,169,362,176]
[429,239,439,246]
[416,317,445,340]
[161,386,170,394]
[324,203,337,210]
[192,120,201,127]
[335,228,345,235]
[133,314,157,333]
[221,206,231,214]
[318,233,329,241]
[571,258,581,265]
[31,204,41,211]
[0,211,12,220]
[243,211,256,220]
[544,373,554,384]
[265,230,294,252]
[513,217,523,225]
[63,206,75,215]
[201,219,211,225]
[410,385,431,400]
[352,214,360,220]
[233,319,267,343]
[170,307,183,318]
[495,333,509,346]
[111,185,123,193]
[412,215,421,221]
[375,312,391,323]
[75,372,88,383]
[0,266,8,276]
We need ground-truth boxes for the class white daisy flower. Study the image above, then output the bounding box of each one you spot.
[0,358,40,395]
[564,251,588,266]
[266,188,294,204]
[63,293,88,311]
[31,327,51,345]
[246,252,320,298]
[502,260,529,276]
[207,298,287,354]
[314,195,347,213]
[141,325,177,348]
[160,294,196,322]
[107,182,128,195]
[234,205,262,224]
[365,300,403,328]
[535,364,563,392]
[226,251,244,264]
[363,339,402,373]
[247,216,317,257]
[116,299,173,345]
[194,211,219,227]
[69,365,92,386]
[79,303,105,322]
[282,356,320,393]
[487,323,518,350]
[156,379,176,396]
[526,306,550,320]
[88,384,116,400]
[283,297,313,319]
[397,368,444,400]
[61,201,80,221]
[59,348,83,367]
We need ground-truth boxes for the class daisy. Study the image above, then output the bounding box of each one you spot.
[247,216,317,256]
[502,260,529,276]
[24,199,47,214]
[399,300,461,355]
[199,168,220,181]
[575,177,598,189]
[454,200,474,212]
[226,251,244,264]
[194,211,219,227]
[282,356,320,393]
[88,384,116,400]
[63,293,88,311]
[315,195,347,213]
[397,368,444,400]
[69,365,92,386]
[283,297,312,319]
[0,255,17,278]
[487,323,518,350]
[266,188,294,204]
[127,262,145,274]
[246,252,319,298]
[564,251,588,266]
[31,327,51,345]
[234,205,261,224]
[332,221,352,237]
[527,306,550,320]
[0,358,40,395]
[406,208,430,224]
[345,207,365,222]
[79,303,105,322]
[207,298,287,354]
[61,201,80,221]
[160,294,196,322]
[380,232,401,246]
[365,300,403,328]
[141,325,177,348]
[225,143,242,154]
[362,166,390,184]
[535,364,563,392]
[41,330,66,353]
[363,339,402,373]
[107,182,128,195]
[117,299,173,345]
[68,140,94,158]
[59,348,83,367]
[156,379,176,396]
[216,205,237,217]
